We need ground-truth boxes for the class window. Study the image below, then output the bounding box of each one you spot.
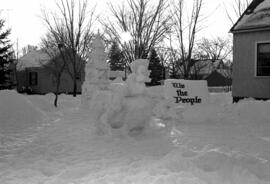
[257,42,270,76]
[76,73,81,80]
[29,72,38,86]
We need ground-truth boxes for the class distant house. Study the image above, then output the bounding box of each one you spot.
[230,0,270,102]
[17,50,85,94]
[205,70,232,87]
[189,60,232,87]
[17,49,125,94]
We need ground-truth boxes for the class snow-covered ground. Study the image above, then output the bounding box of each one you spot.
[1,90,270,184]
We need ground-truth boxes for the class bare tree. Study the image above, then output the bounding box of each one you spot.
[188,36,233,79]
[195,36,232,62]
[40,33,66,107]
[40,0,96,96]
[224,0,252,25]
[170,0,204,79]
[22,45,38,56]
[102,0,171,67]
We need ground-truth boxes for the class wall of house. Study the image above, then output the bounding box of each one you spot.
[17,71,27,92]
[17,67,84,94]
[36,68,84,94]
[206,71,232,87]
[233,30,270,99]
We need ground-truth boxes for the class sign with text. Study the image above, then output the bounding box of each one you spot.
[164,79,209,106]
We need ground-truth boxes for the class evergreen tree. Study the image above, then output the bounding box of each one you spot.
[147,49,164,86]
[108,41,125,71]
[0,18,13,89]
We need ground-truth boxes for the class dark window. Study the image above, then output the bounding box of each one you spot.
[76,73,81,80]
[29,72,38,86]
[257,43,270,76]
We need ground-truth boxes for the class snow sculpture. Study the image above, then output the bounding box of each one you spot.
[81,34,110,109]
[82,53,182,136]
[164,79,209,106]
[96,59,154,135]
[149,100,184,132]
[126,59,151,96]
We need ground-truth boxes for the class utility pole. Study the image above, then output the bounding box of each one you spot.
[16,38,19,59]
[12,38,19,89]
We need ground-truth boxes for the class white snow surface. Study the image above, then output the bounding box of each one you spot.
[1,90,270,183]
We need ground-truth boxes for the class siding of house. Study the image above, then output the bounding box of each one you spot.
[233,30,270,99]
[17,49,86,94]
[206,71,232,87]
[17,67,84,94]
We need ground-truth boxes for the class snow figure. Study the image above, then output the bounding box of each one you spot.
[126,59,151,96]
[112,59,153,135]
[149,100,184,133]
[81,34,110,109]
[91,59,155,136]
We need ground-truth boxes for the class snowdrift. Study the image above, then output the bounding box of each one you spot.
[0,90,47,133]
[1,91,270,184]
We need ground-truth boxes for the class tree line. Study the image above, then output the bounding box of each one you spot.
[0,0,251,106]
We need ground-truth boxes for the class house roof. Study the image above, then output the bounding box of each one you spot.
[17,50,50,71]
[216,69,232,78]
[231,0,270,33]
[190,60,223,76]
[205,70,232,87]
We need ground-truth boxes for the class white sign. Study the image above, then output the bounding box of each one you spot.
[164,79,209,106]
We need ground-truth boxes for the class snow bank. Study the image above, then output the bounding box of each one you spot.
[0,90,47,133]
[146,85,164,99]
[27,94,55,112]
[26,93,81,112]
[182,93,270,124]
[233,98,270,122]
[1,92,270,184]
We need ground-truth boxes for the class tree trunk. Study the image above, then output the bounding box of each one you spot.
[54,93,59,107]
[72,77,77,97]
[54,77,61,107]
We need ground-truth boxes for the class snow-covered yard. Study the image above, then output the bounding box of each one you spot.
[0,90,270,184]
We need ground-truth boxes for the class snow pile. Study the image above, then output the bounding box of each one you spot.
[0,90,47,133]
[31,93,80,111]
[146,85,164,99]
[232,98,270,122]
[1,91,270,184]
[27,94,55,113]
[182,104,222,123]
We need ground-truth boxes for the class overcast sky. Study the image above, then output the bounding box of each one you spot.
[0,0,237,52]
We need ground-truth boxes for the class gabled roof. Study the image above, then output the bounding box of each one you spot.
[230,0,270,33]
[17,50,50,71]
[190,60,223,76]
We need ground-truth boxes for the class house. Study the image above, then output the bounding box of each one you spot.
[188,60,232,87]
[17,49,85,94]
[174,59,232,86]
[17,49,125,94]
[205,70,232,87]
[189,59,225,79]
[230,0,270,102]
